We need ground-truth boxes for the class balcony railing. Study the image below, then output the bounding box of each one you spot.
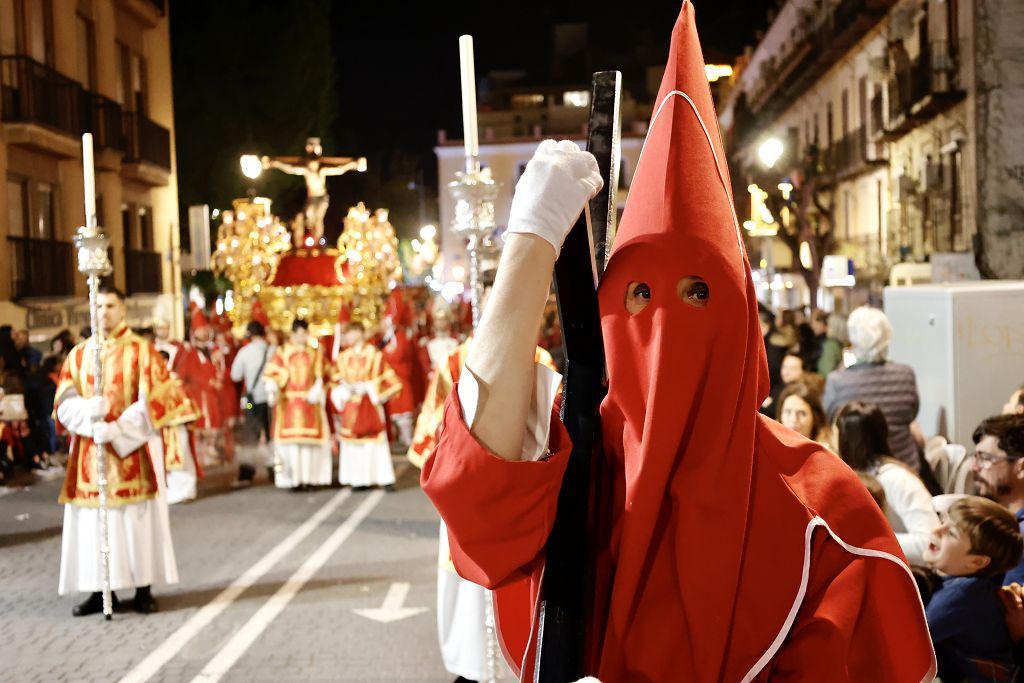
[87,94,127,152]
[124,112,171,170]
[817,127,887,182]
[125,249,163,294]
[875,40,965,141]
[834,127,872,174]
[0,56,82,137]
[739,0,896,136]
[1,54,131,155]
[8,237,74,299]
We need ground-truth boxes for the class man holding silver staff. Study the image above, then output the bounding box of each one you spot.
[55,284,185,616]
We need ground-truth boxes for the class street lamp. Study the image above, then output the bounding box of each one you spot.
[419,224,437,241]
[758,137,784,169]
[240,154,262,180]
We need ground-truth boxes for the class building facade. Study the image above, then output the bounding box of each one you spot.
[719,0,1024,307]
[0,0,181,339]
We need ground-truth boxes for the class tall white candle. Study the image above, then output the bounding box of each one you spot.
[459,35,479,160]
[82,133,96,227]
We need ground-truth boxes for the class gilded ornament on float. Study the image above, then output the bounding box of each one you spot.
[211,197,292,330]
[335,202,403,325]
[212,197,401,336]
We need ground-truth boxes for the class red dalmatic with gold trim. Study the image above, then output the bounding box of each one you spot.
[158,377,200,472]
[264,343,329,443]
[330,344,402,440]
[407,340,556,469]
[56,324,192,508]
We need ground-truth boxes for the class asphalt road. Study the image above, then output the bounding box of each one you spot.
[0,463,458,683]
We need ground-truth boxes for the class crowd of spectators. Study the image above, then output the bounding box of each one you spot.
[761,302,1024,682]
[0,326,77,484]
[6,301,1024,679]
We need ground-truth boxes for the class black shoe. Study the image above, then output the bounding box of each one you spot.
[454,677,478,683]
[238,463,255,482]
[133,586,158,614]
[72,591,119,617]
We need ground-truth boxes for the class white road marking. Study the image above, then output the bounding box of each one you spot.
[190,489,387,682]
[353,581,428,623]
[118,488,353,683]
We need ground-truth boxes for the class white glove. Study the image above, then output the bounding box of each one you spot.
[363,382,380,406]
[330,384,352,411]
[305,379,325,405]
[91,421,123,446]
[86,396,110,421]
[506,139,604,256]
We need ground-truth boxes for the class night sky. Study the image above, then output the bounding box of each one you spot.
[170,0,773,234]
[329,0,772,160]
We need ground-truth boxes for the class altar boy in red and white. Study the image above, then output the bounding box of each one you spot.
[55,285,187,616]
[330,314,402,489]
[262,319,332,489]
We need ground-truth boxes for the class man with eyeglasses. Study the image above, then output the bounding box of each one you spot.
[971,414,1024,585]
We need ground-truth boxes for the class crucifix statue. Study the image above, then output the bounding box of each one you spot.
[261,137,366,244]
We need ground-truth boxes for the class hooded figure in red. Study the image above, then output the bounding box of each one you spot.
[422,3,935,681]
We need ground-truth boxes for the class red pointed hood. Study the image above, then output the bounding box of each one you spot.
[595,1,768,675]
[385,289,411,326]
[211,310,231,333]
[190,306,210,333]
[251,300,270,327]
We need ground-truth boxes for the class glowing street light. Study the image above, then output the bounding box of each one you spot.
[757,137,784,169]
[704,64,734,82]
[419,224,437,241]
[240,154,262,180]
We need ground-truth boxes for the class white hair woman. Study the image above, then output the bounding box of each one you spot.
[823,306,924,471]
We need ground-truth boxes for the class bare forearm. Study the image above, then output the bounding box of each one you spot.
[465,233,555,461]
[269,160,301,174]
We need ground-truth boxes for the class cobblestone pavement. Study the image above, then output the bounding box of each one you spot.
[0,464,454,682]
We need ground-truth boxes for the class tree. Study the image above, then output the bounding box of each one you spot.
[763,143,837,303]
[170,1,339,240]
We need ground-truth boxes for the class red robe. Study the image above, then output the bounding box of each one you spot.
[423,3,934,681]
[173,345,223,429]
[212,346,238,425]
[424,400,935,681]
[381,328,416,415]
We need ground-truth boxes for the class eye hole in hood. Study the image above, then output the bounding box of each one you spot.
[625,281,651,315]
[678,276,709,308]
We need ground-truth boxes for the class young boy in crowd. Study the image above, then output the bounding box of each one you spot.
[923,496,1024,682]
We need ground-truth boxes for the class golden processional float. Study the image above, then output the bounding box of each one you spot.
[213,146,401,336]
[212,198,402,336]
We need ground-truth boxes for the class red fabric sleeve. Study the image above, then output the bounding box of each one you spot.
[421,384,572,589]
[765,531,935,682]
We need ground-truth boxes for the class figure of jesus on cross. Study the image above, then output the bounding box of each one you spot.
[261,137,367,244]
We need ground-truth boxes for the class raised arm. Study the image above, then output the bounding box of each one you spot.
[320,157,367,176]
[262,156,306,175]
[464,140,601,461]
